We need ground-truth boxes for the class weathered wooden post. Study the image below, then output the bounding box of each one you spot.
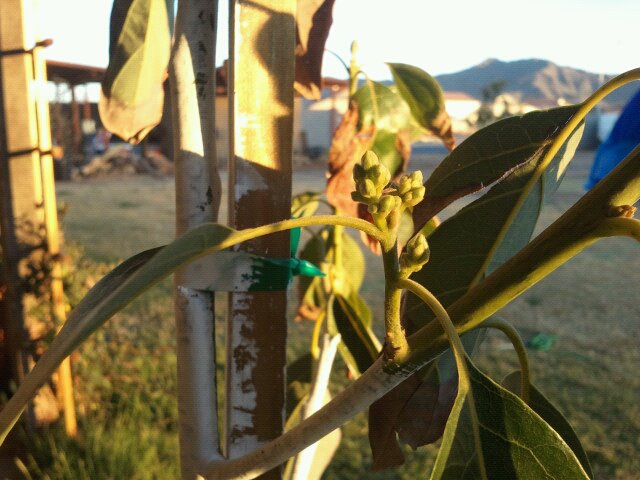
[226,1,296,478]
[0,0,71,428]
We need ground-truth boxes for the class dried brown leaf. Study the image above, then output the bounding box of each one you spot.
[368,373,421,470]
[429,109,455,151]
[294,0,336,100]
[326,103,374,216]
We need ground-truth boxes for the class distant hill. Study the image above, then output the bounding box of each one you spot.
[434,58,637,108]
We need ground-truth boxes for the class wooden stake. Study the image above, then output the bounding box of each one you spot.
[226,2,296,478]
[30,4,77,436]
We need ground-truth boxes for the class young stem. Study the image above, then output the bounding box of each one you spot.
[228,215,385,247]
[382,241,409,362]
[396,278,488,480]
[482,318,531,404]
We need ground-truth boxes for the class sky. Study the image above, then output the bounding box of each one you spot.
[40,0,639,81]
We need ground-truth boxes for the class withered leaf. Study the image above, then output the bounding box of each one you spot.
[368,372,421,470]
[99,0,171,143]
[368,362,456,470]
[295,0,336,100]
[326,102,374,217]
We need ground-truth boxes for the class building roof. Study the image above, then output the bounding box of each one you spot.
[46,60,104,86]
[443,91,477,101]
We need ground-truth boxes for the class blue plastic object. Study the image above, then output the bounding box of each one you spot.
[586,88,640,189]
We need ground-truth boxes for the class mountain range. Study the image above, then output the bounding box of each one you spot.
[434,58,637,107]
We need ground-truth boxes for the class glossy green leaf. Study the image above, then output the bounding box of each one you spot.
[353,81,413,133]
[283,391,341,480]
[430,359,589,479]
[384,110,584,455]
[407,119,585,324]
[327,295,380,377]
[99,0,171,142]
[0,223,241,443]
[414,106,581,229]
[292,191,322,218]
[503,371,593,478]
[369,128,410,178]
[352,81,414,176]
[297,231,328,318]
[335,231,366,296]
[387,63,454,150]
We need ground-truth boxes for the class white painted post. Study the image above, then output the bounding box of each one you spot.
[169,1,223,478]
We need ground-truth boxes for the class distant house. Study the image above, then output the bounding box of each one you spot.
[442,91,481,134]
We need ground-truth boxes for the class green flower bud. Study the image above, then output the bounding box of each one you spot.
[408,234,429,262]
[352,151,394,205]
[362,150,379,170]
[396,171,426,209]
[360,178,377,198]
[400,233,430,273]
[353,163,366,182]
[378,194,399,214]
[351,191,365,203]
[409,171,423,187]
[398,176,412,195]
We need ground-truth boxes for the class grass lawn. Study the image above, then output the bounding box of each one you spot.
[20,151,640,478]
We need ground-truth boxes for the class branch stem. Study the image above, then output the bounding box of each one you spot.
[203,357,409,479]
[482,319,530,404]
[382,241,409,361]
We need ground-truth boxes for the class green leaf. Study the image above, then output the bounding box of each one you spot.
[430,359,590,479]
[353,81,413,133]
[396,209,415,248]
[335,231,365,296]
[388,108,584,454]
[387,63,454,150]
[0,223,239,443]
[297,231,328,319]
[352,81,414,176]
[414,106,582,229]
[327,295,380,377]
[292,191,322,218]
[99,0,171,142]
[283,391,341,480]
[407,117,585,323]
[369,128,410,179]
[502,371,593,478]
